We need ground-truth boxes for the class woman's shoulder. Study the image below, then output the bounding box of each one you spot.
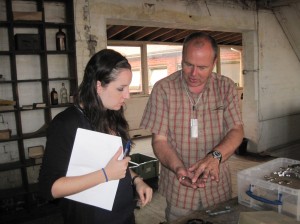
[47,106,91,140]
[53,106,81,122]
[49,106,88,131]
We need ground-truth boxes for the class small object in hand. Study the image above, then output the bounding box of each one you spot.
[181,176,192,182]
[180,176,194,187]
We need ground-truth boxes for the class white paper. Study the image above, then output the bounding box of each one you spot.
[65,128,123,211]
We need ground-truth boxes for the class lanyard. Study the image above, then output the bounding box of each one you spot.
[181,71,203,112]
[181,71,202,138]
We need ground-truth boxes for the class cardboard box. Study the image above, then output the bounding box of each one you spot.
[0,129,11,140]
[129,153,159,180]
[13,11,42,21]
[28,145,44,159]
[238,158,300,221]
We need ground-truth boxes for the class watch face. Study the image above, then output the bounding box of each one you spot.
[212,151,222,160]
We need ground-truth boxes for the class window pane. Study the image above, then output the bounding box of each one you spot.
[219,47,242,87]
[131,69,142,92]
[148,67,168,92]
[147,44,182,93]
[107,46,142,93]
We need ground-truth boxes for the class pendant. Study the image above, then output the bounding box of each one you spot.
[190,118,198,138]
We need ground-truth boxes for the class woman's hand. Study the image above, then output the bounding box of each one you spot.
[105,147,130,181]
[133,177,153,207]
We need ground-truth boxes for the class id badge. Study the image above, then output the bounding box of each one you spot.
[190,118,198,138]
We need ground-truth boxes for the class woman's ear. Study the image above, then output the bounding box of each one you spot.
[96,81,102,95]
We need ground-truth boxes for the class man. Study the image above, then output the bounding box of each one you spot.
[140,32,244,222]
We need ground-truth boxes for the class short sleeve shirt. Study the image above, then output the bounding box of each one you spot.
[140,71,243,210]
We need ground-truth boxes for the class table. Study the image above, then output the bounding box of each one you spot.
[171,197,256,224]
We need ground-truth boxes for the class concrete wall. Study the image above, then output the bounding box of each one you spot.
[73,0,300,153]
[1,0,300,190]
[74,0,256,82]
[252,10,300,152]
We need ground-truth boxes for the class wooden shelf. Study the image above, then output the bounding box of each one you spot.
[0,158,40,172]
[0,0,77,210]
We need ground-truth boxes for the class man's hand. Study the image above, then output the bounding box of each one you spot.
[176,166,198,189]
[188,155,220,187]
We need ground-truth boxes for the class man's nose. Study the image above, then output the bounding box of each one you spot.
[191,65,197,76]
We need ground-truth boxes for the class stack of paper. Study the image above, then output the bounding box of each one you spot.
[66,128,123,211]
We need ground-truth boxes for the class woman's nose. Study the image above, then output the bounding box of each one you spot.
[123,89,130,99]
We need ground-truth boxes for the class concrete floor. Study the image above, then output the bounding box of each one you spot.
[3,137,300,224]
[133,137,274,224]
[133,137,300,224]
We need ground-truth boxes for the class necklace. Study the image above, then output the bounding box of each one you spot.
[181,71,202,111]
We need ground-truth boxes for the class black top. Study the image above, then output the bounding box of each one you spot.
[39,106,135,224]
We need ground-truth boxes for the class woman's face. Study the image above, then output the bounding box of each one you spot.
[97,69,132,110]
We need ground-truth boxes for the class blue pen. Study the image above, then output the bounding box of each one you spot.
[123,140,131,158]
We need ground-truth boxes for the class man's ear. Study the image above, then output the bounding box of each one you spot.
[213,58,218,66]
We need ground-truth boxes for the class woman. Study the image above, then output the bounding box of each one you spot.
[39,49,152,224]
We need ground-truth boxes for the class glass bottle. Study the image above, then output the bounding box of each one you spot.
[56,27,66,51]
[60,83,68,104]
[50,88,58,105]
[69,91,74,104]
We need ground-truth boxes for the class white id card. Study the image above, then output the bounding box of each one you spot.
[190,119,198,138]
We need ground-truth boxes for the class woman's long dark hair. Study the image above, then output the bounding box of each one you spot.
[74,49,131,141]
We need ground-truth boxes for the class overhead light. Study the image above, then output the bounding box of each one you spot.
[231,47,241,52]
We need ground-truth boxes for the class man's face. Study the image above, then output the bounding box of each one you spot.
[182,40,217,90]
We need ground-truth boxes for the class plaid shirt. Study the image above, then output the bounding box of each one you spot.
[140,71,243,210]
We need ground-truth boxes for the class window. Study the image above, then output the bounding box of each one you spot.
[108,43,182,94]
[107,45,142,93]
[219,46,242,87]
[108,43,243,94]
[130,69,142,93]
[148,67,168,92]
[146,44,182,93]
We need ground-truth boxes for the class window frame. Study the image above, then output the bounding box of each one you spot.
[108,40,183,96]
[108,41,242,96]
[108,41,148,95]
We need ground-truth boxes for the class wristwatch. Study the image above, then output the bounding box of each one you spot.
[207,150,222,163]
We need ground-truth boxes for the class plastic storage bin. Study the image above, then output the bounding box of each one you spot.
[237,157,300,221]
[129,153,159,180]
